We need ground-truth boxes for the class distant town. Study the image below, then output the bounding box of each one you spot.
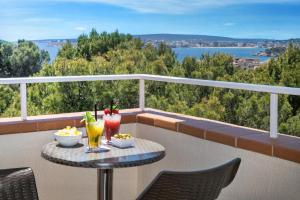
[142,38,300,49]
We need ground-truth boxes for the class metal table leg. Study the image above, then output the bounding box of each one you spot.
[97,169,113,200]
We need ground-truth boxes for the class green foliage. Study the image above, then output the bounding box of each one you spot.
[1,30,299,136]
[280,111,300,136]
[235,94,269,129]
[0,42,13,77]
[0,85,15,114]
[57,40,77,59]
[59,29,133,61]
[182,57,197,77]
[1,92,20,117]
[188,96,225,121]
[0,40,49,77]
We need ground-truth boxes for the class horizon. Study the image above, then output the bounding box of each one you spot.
[1,0,300,41]
[28,33,300,42]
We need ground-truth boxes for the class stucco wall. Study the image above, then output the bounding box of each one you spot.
[136,124,300,200]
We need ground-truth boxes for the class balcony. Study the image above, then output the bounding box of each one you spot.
[1,74,300,200]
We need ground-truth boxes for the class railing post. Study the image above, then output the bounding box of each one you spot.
[139,79,145,110]
[270,93,278,138]
[20,83,27,120]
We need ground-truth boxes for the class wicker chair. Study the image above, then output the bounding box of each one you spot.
[0,167,39,200]
[137,158,241,200]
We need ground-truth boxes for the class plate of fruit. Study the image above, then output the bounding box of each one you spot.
[54,126,82,147]
[111,133,134,148]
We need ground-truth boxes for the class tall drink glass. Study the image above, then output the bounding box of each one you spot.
[86,120,104,150]
[103,114,121,142]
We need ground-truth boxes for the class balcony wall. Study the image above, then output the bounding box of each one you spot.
[1,109,300,200]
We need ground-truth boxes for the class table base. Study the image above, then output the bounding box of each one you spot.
[97,169,113,200]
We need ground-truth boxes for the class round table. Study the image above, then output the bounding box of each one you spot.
[41,138,165,200]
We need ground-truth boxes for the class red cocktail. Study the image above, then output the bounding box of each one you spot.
[103,114,121,141]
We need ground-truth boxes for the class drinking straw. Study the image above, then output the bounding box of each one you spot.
[94,103,98,121]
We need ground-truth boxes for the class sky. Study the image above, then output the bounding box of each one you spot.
[1,0,300,41]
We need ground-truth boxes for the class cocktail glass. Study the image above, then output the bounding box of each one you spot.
[86,120,104,150]
[103,114,121,142]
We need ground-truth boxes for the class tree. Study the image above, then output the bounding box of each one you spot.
[57,40,76,59]
[0,85,15,115]
[280,112,300,136]
[188,96,225,121]
[0,41,13,77]
[182,56,197,77]
[0,40,49,77]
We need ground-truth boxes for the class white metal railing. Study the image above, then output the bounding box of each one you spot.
[1,74,300,138]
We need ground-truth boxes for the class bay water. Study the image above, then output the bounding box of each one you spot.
[35,42,268,63]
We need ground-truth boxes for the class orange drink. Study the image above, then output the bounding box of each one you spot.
[86,120,104,149]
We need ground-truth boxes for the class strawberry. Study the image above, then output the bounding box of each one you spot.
[104,108,110,115]
[112,109,119,114]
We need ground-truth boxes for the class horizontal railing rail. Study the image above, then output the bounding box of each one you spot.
[142,75,300,96]
[1,74,300,138]
[1,74,299,95]
[0,74,142,84]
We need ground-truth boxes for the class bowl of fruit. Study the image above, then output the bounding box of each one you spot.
[111,133,134,148]
[54,126,82,147]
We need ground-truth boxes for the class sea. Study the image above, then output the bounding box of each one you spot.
[35,42,269,63]
[172,47,269,62]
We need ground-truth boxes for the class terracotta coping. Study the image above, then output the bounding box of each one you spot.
[0,108,300,164]
[0,108,142,134]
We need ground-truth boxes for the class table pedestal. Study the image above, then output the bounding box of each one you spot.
[97,169,113,200]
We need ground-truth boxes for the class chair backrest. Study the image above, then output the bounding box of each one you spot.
[0,167,39,200]
[137,158,241,200]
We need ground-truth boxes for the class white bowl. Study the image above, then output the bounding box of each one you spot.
[54,131,82,147]
[111,137,135,148]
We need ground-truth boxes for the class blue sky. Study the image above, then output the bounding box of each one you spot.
[1,0,300,41]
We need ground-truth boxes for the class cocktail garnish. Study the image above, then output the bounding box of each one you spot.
[81,112,96,124]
